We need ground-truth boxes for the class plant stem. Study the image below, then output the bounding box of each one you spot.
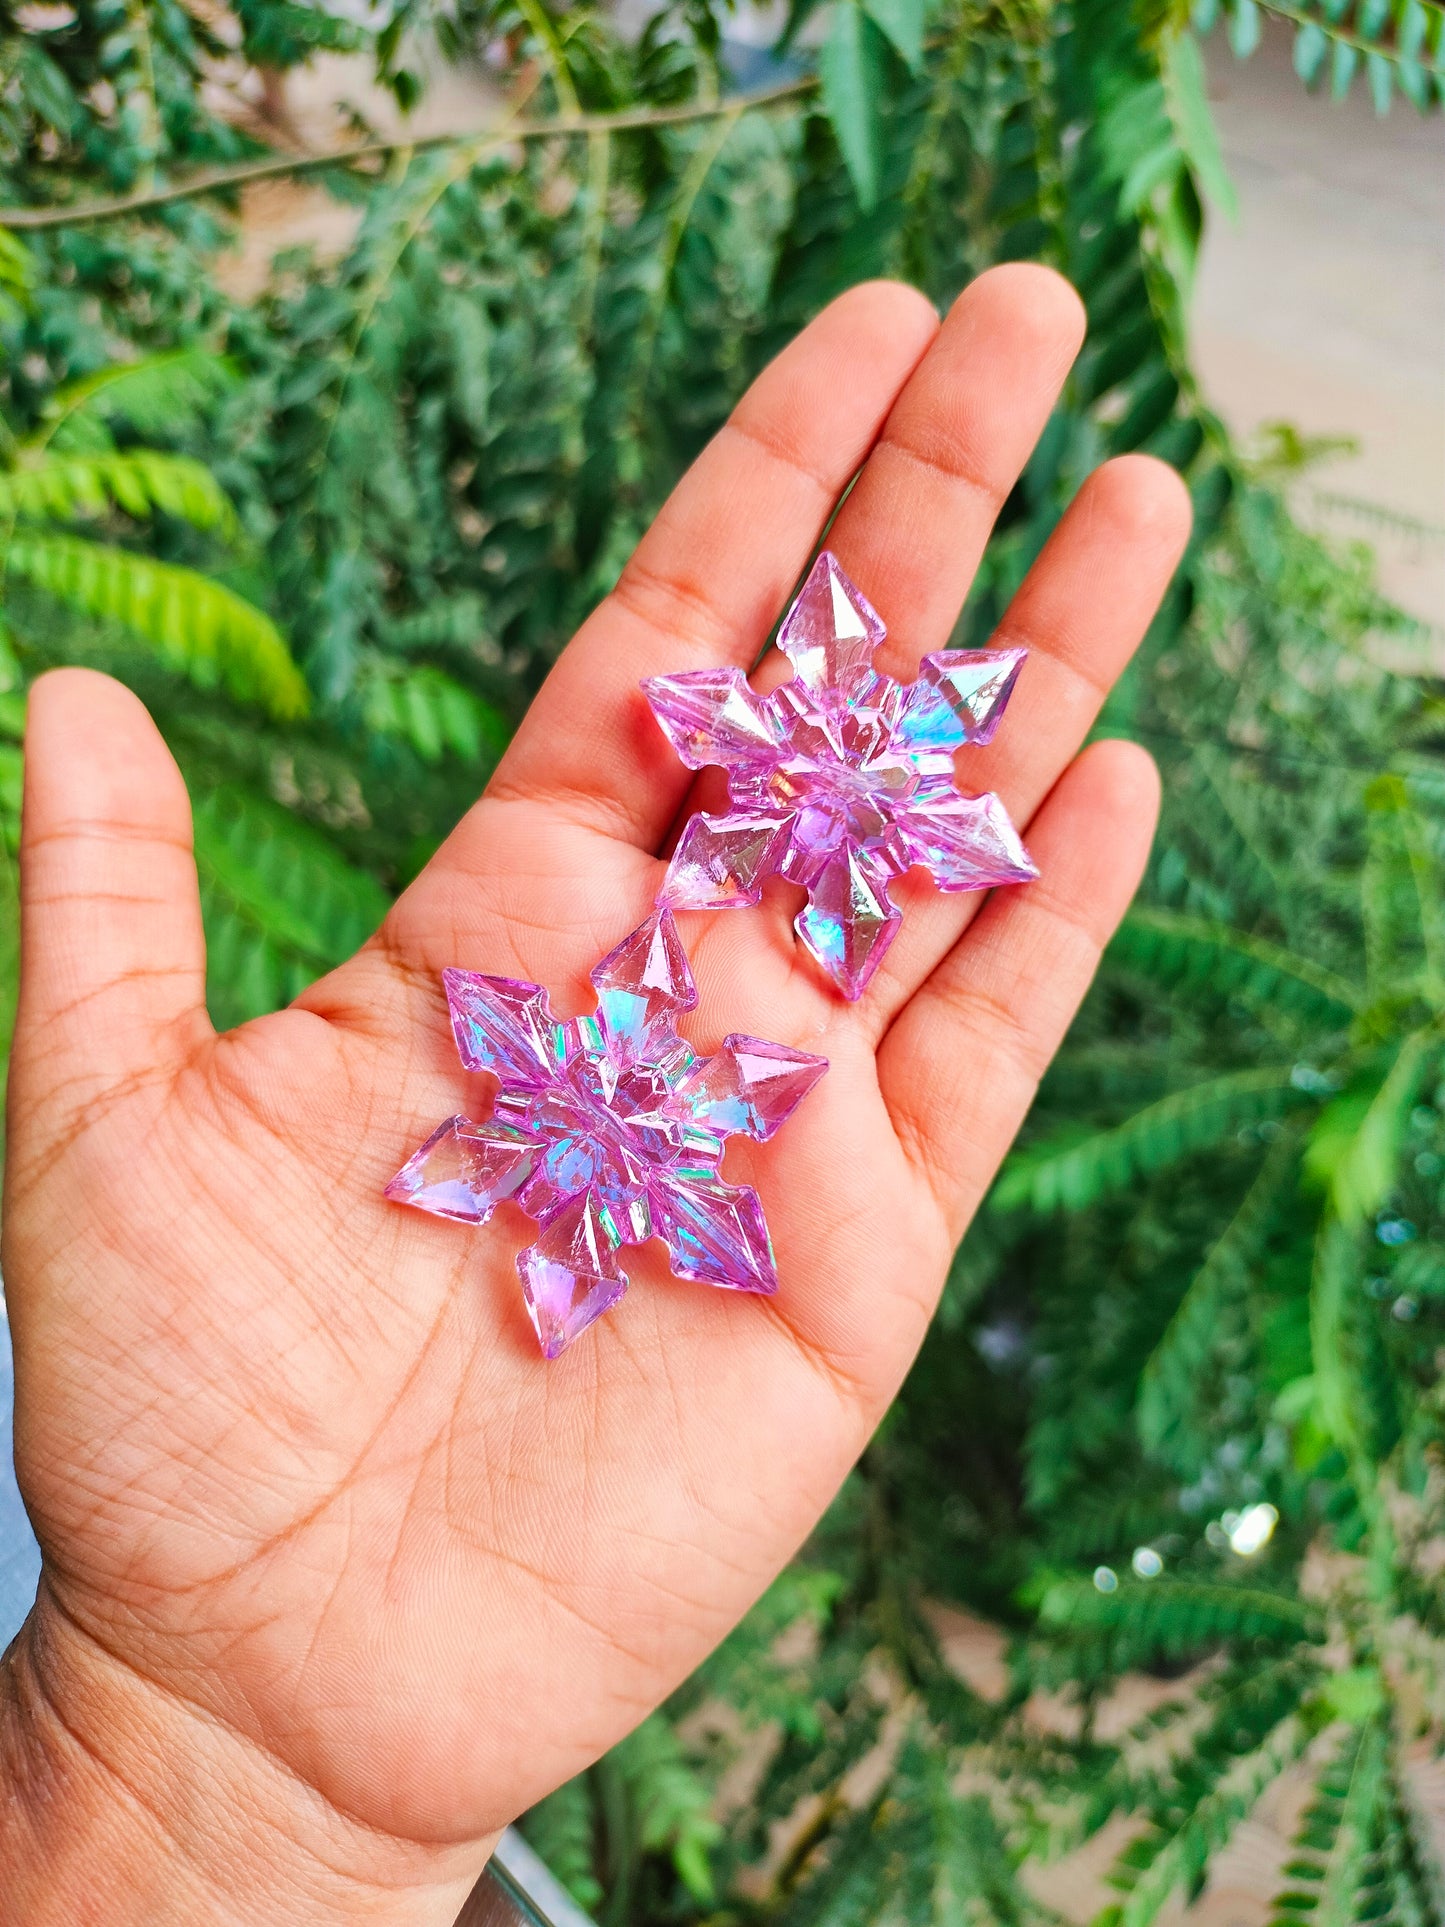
[0,80,817,232]
[1256,0,1445,70]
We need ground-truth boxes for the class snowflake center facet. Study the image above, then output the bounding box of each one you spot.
[532,1044,689,1203]
[747,683,922,866]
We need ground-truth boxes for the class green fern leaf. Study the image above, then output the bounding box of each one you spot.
[609,1712,722,1903]
[820,0,889,210]
[893,1740,1038,1927]
[39,350,238,449]
[1163,30,1239,217]
[994,1066,1313,1215]
[193,787,387,967]
[1112,907,1360,1023]
[1038,1575,1316,1655]
[192,787,389,1027]
[1204,1,1445,108]
[1268,1720,1385,1927]
[1307,1213,1400,1470]
[519,1775,604,1912]
[357,658,510,765]
[693,1564,845,1741]
[4,534,309,719]
[1228,0,1263,58]
[0,226,33,316]
[375,595,494,657]
[1330,34,1359,99]
[1138,1127,1301,1466]
[1108,1713,1312,1927]
[1305,1030,1438,1227]
[0,451,237,535]
[1293,19,1329,86]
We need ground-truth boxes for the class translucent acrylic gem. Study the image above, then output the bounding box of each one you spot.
[589,908,697,1064]
[900,648,1028,751]
[795,846,903,1002]
[897,787,1038,893]
[443,971,557,1084]
[777,549,886,698]
[384,1115,538,1222]
[659,811,790,910]
[655,1176,778,1294]
[644,549,1036,999]
[518,1193,628,1360]
[386,911,826,1358]
[667,1036,828,1141]
[643,668,779,768]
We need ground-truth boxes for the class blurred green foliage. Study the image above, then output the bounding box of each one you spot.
[2,0,1443,1920]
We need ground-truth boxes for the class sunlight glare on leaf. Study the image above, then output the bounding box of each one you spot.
[1226,1503,1278,1557]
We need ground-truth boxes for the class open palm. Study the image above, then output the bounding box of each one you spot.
[3,269,1189,1922]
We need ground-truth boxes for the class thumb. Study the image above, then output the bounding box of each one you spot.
[11,669,210,1123]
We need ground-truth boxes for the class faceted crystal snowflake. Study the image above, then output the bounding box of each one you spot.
[644,550,1038,1000]
[385,911,827,1359]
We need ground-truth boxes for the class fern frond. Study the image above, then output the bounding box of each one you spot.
[1308,1213,1401,1472]
[4,534,308,719]
[0,743,21,858]
[608,1713,722,1903]
[356,657,510,765]
[1373,1748,1445,1927]
[1198,1,1445,111]
[192,787,389,1027]
[1138,1126,1301,1465]
[1038,1575,1316,1658]
[1112,907,1360,1023]
[993,1066,1312,1215]
[194,786,387,969]
[1108,1712,1312,1927]
[376,595,494,657]
[1311,487,1445,549]
[37,350,237,449]
[0,226,33,316]
[778,1729,1040,1927]
[893,1742,1039,1927]
[692,1563,845,1740]
[0,452,236,534]
[1305,1029,1439,1227]
[1268,1718,1385,1927]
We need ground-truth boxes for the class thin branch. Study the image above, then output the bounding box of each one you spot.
[0,78,817,233]
[513,0,581,115]
[1256,0,1445,72]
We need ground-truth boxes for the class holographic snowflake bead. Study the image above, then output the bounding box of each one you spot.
[386,911,827,1359]
[644,550,1038,1000]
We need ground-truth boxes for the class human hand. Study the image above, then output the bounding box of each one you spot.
[0,267,1190,1924]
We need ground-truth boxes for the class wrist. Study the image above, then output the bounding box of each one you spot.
[1,1590,497,1926]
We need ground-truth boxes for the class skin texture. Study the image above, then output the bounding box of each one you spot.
[0,267,1192,1923]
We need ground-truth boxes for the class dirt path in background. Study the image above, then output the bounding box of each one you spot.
[1196,24,1445,638]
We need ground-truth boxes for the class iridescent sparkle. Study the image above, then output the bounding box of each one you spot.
[385,911,827,1358]
[644,550,1038,999]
